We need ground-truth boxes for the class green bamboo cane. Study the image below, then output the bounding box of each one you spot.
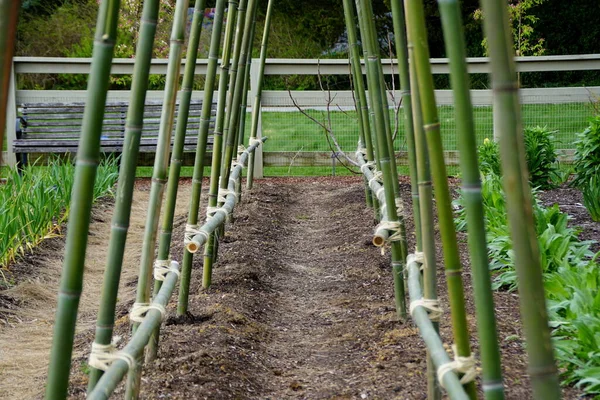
[409,39,441,400]
[437,1,505,398]
[236,6,257,150]
[479,0,561,397]
[87,0,161,392]
[221,0,247,158]
[356,0,407,320]
[176,0,230,315]
[389,0,421,251]
[404,0,476,396]
[341,0,375,210]
[45,1,121,399]
[246,0,275,190]
[204,0,258,289]
[146,0,207,362]
[125,0,189,397]
[0,0,19,162]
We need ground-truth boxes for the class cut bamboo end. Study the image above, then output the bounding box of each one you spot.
[187,241,200,253]
[373,234,386,247]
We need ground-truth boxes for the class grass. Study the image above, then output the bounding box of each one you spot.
[0,157,119,270]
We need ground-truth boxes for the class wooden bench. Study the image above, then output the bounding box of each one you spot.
[14,100,216,166]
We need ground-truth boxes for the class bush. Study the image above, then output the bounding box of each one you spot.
[478,137,501,176]
[523,126,559,189]
[582,176,600,222]
[572,116,600,189]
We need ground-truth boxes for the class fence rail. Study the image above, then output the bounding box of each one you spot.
[4,55,600,170]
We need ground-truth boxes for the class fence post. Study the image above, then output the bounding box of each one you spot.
[4,63,17,167]
[249,58,263,178]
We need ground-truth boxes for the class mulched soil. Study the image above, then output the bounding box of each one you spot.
[2,177,593,399]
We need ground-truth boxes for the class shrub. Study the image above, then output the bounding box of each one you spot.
[572,116,600,189]
[478,137,501,176]
[582,176,600,222]
[523,126,559,189]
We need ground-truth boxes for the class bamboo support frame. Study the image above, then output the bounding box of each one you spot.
[437,0,505,398]
[0,0,19,161]
[45,2,121,398]
[479,0,561,397]
[125,0,189,397]
[246,0,275,190]
[146,0,207,362]
[87,0,162,391]
[404,0,475,396]
[176,0,229,314]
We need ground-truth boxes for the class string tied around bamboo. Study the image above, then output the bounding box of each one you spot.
[249,137,262,147]
[153,260,180,281]
[88,342,136,372]
[129,302,167,323]
[231,159,244,170]
[409,298,443,322]
[360,161,376,175]
[437,344,478,388]
[407,251,425,270]
[218,188,238,204]
[368,170,384,187]
[184,224,210,245]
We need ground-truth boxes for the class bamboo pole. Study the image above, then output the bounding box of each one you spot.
[45,1,121,399]
[236,6,257,151]
[0,0,19,162]
[87,0,162,392]
[341,0,376,210]
[203,0,259,289]
[176,0,230,315]
[356,0,407,320]
[437,1,505,398]
[146,0,207,362]
[125,0,189,397]
[408,44,441,400]
[479,0,561,397]
[404,0,476,396]
[246,0,275,190]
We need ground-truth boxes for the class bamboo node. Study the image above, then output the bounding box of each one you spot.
[88,342,135,371]
[129,302,167,323]
[153,260,180,281]
[437,344,478,388]
[409,298,442,322]
[184,224,210,244]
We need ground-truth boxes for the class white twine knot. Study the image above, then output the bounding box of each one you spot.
[231,159,244,170]
[437,344,478,388]
[129,302,167,323]
[184,224,209,245]
[88,342,135,371]
[153,260,180,281]
[375,220,403,242]
[237,144,246,155]
[360,161,376,174]
[249,137,262,147]
[218,188,237,204]
[369,170,384,187]
[409,298,443,322]
[407,251,425,266]
[357,147,368,156]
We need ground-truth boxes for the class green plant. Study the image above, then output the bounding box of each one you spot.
[478,137,501,176]
[581,176,600,222]
[523,126,559,189]
[572,116,600,189]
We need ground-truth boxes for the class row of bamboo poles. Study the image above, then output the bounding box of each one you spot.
[23,0,275,398]
[348,0,562,399]
[0,0,562,398]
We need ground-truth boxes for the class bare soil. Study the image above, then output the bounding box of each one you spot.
[0,177,590,399]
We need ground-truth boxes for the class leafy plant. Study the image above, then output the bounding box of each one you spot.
[581,176,600,222]
[523,126,559,189]
[478,138,501,176]
[572,116,600,189]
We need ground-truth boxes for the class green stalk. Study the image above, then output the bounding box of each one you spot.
[176,0,230,315]
[341,0,376,210]
[125,0,189,397]
[0,0,19,160]
[146,0,207,362]
[45,1,121,399]
[404,0,475,396]
[236,6,257,150]
[87,266,181,400]
[437,1,505,398]
[408,40,441,400]
[389,0,421,250]
[479,0,561,397]
[246,0,275,190]
[87,0,161,392]
[356,0,406,320]
[204,0,259,289]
